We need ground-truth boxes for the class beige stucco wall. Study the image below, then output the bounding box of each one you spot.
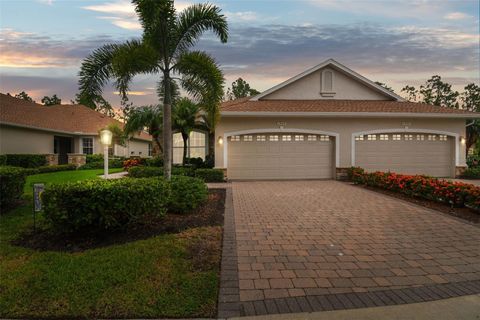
[214,117,467,169]
[125,139,150,157]
[0,126,55,154]
[263,67,390,100]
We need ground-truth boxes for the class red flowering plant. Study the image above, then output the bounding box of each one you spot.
[123,158,141,170]
[349,168,480,210]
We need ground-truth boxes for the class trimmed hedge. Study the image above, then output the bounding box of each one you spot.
[5,154,47,168]
[0,155,6,166]
[128,166,194,178]
[462,167,480,179]
[168,176,208,213]
[195,168,224,182]
[42,178,170,232]
[348,167,480,209]
[146,156,163,167]
[36,164,77,174]
[0,166,27,210]
[79,159,124,170]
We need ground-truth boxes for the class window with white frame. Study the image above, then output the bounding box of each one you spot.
[380,134,389,141]
[367,134,377,141]
[392,134,401,141]
[319,135,330,141]
[173,131,206,164]
[416,134,425,141]
[230,135,240,142]
[148,143,153,156]
[82,137,93,154]
[404,134,413,141]
[243,135,253,141]
[256,135,266,141]
[428,134,437,141]
[282,135,292,141]
[307,135,317,141]
[294,135,304,141]
[269,135,279,141]
[355,135,364,141]
[439,135,448,141]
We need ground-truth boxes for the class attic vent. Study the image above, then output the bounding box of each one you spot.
[320,69,335,97]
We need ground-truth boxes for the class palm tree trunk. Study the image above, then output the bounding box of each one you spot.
[163,72,172,179]
[208,131,215,162]
[182,133,189,165]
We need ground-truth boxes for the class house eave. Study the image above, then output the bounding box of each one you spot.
[220,112,480,119]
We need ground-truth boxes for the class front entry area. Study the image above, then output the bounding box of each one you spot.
[54,136,73,164]
[354,132,455,177]
[227,132,334,180]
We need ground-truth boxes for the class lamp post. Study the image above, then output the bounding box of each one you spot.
[100,129,113,178]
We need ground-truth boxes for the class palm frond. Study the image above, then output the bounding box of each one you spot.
[78,43,120,108]
[123,105,163,137]
[174,3,228,55]
[175,51,224,130]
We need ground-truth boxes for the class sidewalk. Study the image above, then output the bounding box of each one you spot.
[100,171,128,179]
[231,294,480,320]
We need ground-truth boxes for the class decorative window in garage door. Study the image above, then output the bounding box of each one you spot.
[282,135,292,141]
[439,135,448,141]
[319,135,330,141]
[404,134,413,141]
[417,134,425,140]
[393,134,401,141]
[294,135,304,141]
[307,135,317,141]
[243,135,253,141]
[428,135,437,141]
[230,135,240,142]
[355,135,364,141]
[380,134,389,140]
[367,134,377,141]
[269,135,279,141]
[256,135,266,141]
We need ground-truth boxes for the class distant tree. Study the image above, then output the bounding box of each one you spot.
[226,78,260,100]
[401,85,418,102]
[420,75,459,108]
[73,93,115,117]
[41,94,61,106]
[461,83,480,153]
[374,81,394,93]
[14,91,34,102]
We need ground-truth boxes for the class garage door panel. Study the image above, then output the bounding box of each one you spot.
[228,134,333,180]
[355,134,454,177]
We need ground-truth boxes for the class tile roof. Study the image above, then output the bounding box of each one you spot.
[221,98,479,116]
[0,94,151,140]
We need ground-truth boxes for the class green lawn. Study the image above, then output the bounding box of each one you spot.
[0,169,221,318]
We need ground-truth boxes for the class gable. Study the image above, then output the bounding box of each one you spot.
[254,59,403,101]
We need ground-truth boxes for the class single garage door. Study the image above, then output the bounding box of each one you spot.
[227,133,334,180]
[355,133,454,177]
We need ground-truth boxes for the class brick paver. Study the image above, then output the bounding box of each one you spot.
[219,180,480,317]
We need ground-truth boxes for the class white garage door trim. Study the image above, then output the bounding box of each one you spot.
[224,128,340,168]
[351,128,460,167]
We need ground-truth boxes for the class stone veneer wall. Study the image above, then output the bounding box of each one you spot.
[45,154,58,166]
[335,167,350,181]
[68,153,86,167]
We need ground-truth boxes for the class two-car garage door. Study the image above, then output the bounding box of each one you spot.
[227,133,334,180]
[355,133,454,177]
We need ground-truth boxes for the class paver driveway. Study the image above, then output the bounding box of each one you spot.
[218,180,480,317]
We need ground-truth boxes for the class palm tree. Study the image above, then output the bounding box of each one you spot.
[172,97,205,165]
[123,105,163,155]
[78,0,228,179]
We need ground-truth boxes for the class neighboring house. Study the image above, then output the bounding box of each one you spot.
[214,59,479,180]
[0,94,152,165]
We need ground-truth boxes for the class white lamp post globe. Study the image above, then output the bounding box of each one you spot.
[100,129,113,178]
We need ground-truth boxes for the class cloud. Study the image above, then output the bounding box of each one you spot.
[0,28,119,68]
[444,12,472,20]
[83,0,191,30]
[225,11,260,22]
[37,0,54,5]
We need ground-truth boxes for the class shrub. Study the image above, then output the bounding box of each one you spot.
[168,175,208,213]
[123,158,141,170]
[128,166,194,178]
[146,156,163,167]
[86,154,104,163]
[195,168,224,182]
[467,154,480,168]
[350,169,480,210]
[0,166,27,210]
[462,167,480,179]
[79,159,124,170]
[0,155,6,166]
[185,157,205,168]
[128,166,163,178]
[204,154,214,169]
[42,178,170,232]
[36,164,77,174]
[346,167,364,181]
[5,154,47,168]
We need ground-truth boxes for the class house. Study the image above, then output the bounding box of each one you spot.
[214,59,479,180]
[0,93,152,165]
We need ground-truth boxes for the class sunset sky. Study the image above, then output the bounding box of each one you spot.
[0,0,478,107]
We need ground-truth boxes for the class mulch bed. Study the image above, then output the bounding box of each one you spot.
[353,184,480,224]
[13,189,226,252]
